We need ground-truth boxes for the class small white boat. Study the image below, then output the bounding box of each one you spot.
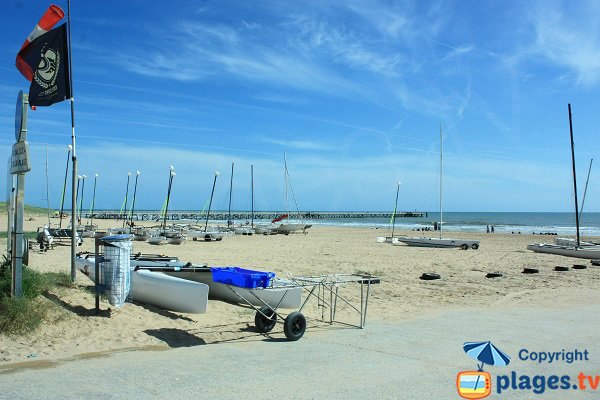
[273,223,310,234]
[147,234,166,245]
[392,236,480,250]
[166,233,186,245]
[376,236,394,243]
[234,227,255,235]
[254,224,276,235]
[554,237,598,247]
[76,255,209,313]
[527,243,600,259]
[132,227,149,241]
[162,268,302,309]
[187,230,225,241]
[133,259,301,309]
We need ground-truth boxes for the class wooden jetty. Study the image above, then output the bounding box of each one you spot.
[80,210,426,222]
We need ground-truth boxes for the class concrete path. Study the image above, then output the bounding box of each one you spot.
[1,303,598,399]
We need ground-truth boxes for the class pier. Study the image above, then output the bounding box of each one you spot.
[82,210,426,222]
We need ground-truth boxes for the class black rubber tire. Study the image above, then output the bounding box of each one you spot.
[22,237,29,266]
[572,264,587,270]
[554,266,570,272]
[255,306,277,333]
[471,243,479,250]
[485,272,503,278]
[522,268,539,274]
[420,273,441,280]
[283,312,306,341]
[460,244,468,250]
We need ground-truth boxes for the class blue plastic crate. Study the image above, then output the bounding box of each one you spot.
[210,267,275,288]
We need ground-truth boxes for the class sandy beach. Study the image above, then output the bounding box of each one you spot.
[1,214,599,367]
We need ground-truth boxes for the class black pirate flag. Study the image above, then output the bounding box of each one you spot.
[17,23,71,107]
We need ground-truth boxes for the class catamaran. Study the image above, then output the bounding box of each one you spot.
[528,104,600,259]
[392,125,480,250]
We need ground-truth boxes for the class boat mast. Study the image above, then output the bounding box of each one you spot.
[59,145,72,229]
[129,171,140,226]
[579,158,593,221]
[251,164,254,228]
[45,145,51,226]
[391,181,400,238]
[568,104,581,247]
[439,124,443,239]
[89,173,98,226]
[122,172,131,228]
[228,162,234,226]
[162,166,175,233]
[205,171,219,232]
[284,152,289,218]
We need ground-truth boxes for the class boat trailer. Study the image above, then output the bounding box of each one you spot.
[223,273,381,341]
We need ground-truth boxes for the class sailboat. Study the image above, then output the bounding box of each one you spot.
[271,153,311,234]
[392,125,480,250]
[528,104,600,259]
[187,170,226,241]
[377,182,401,243]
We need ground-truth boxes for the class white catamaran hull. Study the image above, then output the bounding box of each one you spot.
[76,256,209,313]
[392,237,480,249]
[527,243,600,259]
[161,270,302,309]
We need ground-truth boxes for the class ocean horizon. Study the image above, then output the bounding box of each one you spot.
[82,210,600,237]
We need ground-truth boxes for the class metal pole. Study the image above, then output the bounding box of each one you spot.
[162,166,175,232]
[568,104,581,247]
[205,171,219,232]
[122,172,131,227]
[78,175,86,225]
[391,181,400,238]
[439,124,443,239]
[45,145,51,226]
[90,173,98,226]
[129,171,140,224]
[251,164,254,228]
[228,162,234,227]
[59,145,71,229]
[75,175,81,225]
[67,0,78,283]
[579,159,593,221]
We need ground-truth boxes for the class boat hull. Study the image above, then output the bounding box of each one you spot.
[76,256,208,313]
[161,270,302,309]
[527,243,600,259]
[392,237,480,249]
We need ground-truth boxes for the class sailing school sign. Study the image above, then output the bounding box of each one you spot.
[10,141,31,174]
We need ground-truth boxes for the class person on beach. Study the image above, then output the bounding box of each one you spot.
[491,225,495,233]
[486,225,490,233]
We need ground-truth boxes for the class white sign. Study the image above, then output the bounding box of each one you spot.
[10,141,31,174]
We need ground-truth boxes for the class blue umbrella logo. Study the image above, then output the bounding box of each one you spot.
[461,341,510,397]
[463,341,511,371]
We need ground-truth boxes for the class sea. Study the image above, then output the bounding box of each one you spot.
[108,210,600,237]
[304,212,600,236]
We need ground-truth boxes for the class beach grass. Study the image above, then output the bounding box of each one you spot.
[0,257,72,336]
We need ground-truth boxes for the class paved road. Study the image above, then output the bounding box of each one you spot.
[1,303,598,399]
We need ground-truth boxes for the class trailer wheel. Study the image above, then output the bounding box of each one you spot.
[22,237,29,265]
[255,306,277,333]
[283,312,306,341]
[460,244,468,250]
[471,243,479,250]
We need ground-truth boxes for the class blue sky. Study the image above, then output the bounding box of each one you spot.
[1,0,599,212]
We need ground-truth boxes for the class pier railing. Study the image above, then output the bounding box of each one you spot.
[77,210,426,222]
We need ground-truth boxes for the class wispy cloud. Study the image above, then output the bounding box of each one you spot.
[528,0,600,86]
[259,137,335,151]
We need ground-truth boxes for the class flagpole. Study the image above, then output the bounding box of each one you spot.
[67,0,77,282]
